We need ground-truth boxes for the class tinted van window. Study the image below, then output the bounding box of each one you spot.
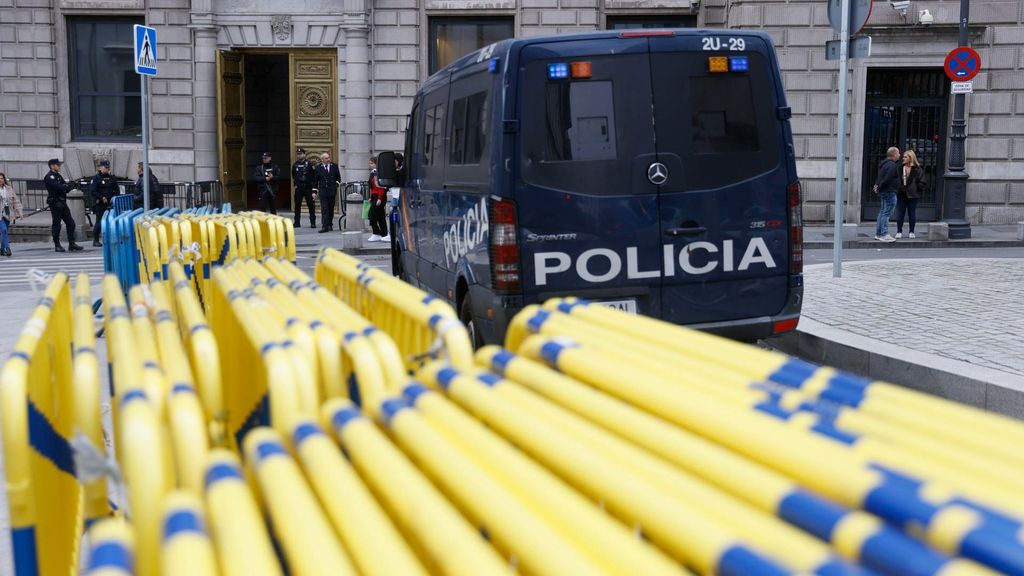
[650,51,781,191]
[521,53,654,195]
[450,90,488,165]
[423,103,446,167]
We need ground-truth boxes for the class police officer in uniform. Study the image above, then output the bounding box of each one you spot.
[44,158,83,252]
[88,160,117,247]
[253,151,280,214]
[291,147,316,228]
[314,151,341,233]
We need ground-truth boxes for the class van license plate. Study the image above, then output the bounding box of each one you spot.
[597,299,637,314]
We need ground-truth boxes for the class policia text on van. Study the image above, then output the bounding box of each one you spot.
[377,29,803,346]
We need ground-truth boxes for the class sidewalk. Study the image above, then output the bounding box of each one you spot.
[804,223,1024,249]
[773,258,1024,419]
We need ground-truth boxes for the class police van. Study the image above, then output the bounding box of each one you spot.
[377,28,802,346]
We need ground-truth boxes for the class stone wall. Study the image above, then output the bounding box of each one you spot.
[719,0,1024,224]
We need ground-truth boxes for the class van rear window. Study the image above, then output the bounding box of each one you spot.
[521,53,654,195]
[690,76,759,154]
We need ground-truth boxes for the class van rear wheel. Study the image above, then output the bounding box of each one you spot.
[460,294,485,349]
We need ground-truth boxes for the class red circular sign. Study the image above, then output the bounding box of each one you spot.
[944,47,981,81]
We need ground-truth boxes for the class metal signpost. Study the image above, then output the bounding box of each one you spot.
[134,24,158,211]
[826,0,872,278]
[942,30,979,239]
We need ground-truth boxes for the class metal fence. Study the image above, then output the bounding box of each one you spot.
[14,179,224,214]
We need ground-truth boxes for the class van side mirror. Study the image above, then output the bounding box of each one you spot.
[377,151,397,187]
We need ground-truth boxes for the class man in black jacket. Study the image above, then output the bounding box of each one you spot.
[88,160,118,247]
[134,162,162,209]
[254,152,280,214]
[291,147,316,228]
[43,158,84,252]
[315,151,341,233]
[872,146,900,242]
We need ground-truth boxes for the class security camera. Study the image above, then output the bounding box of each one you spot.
[890,0,911,11]
[918,8,934,24]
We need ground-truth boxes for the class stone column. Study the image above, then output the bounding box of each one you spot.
[341,17,371,184]
[191,1,219,182]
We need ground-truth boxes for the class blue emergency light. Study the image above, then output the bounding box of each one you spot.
[489,58,500,73]
[547,63,569,79]
[729,56,749,72]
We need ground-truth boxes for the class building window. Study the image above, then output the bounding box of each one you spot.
[69,18,143,141]
[429,17,514,75]
[605,15,697,29]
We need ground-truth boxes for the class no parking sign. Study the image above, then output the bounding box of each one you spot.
[944,47,981,81]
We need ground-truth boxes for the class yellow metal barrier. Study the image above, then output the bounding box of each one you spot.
[323,399,513,575]
[291,420,428,576]
[72,273,110,524]
[0,274,82,576]
[161,491,218,576]
[84,518,134,576]
[474,346,992,576]
[168,261,225,444]
[243,427,357,575]
[316,248,474,371]
[394,381,686,575]
[203,450,282,576]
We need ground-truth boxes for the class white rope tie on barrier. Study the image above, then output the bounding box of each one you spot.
[26,269,52,294]
[71,431,129,517]
[410,317,463,364]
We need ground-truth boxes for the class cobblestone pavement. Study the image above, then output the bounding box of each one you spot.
[802,258,1024,377]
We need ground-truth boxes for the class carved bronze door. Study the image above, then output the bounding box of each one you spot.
[216,50,247,208]
[289,51,338,211]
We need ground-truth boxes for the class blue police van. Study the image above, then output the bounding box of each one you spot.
[377,28,803,346]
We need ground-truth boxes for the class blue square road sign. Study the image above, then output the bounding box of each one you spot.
[134,24,158,76]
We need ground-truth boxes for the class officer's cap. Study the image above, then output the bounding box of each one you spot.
[262,151,272,157]
[48,158,62,166]
[98,160,110,167]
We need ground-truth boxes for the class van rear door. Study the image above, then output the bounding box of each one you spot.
[649,34,791,325]
[516,38,662,315]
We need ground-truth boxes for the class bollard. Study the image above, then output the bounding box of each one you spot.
[67,189,87,242]
[345,192,364,232]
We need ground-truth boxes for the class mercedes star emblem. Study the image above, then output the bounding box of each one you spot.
[647,162,668,185]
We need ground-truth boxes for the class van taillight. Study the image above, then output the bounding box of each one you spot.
[490,197,521,294]
[788,182,803,275]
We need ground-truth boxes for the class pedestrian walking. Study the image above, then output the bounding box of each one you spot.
[895,149,924,240]
[367,156,388,242]
[254,151,280,214]
[872,147,900,242]
[88,160,117,247]
[315,151,341,233]
[133,162,162,209]
[0,172,24,257]
[291,147,316,228]
[44,158,84,252]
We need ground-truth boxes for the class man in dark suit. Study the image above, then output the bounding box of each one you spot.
[315,151,341,233]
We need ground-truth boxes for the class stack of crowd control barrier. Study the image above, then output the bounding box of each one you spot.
[482,298,1024,575]
[0,273,107,576]
[10,260,1024,575]
[102,205,243,298]
[315,248,475,372]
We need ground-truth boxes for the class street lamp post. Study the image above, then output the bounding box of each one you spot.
[942,0,972,238]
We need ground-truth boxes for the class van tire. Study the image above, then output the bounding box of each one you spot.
[460,293,485,349]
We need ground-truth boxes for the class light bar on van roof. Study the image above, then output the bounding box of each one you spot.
[729,56,749,72]
[547,63,569,79]
[707,56,749,73]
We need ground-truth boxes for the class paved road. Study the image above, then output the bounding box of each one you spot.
[802,258,1024,378]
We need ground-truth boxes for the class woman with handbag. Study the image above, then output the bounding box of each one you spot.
[0,172,24,257]
[895,150,924,239]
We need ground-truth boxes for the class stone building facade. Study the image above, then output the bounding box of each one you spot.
[0,0,1021,221]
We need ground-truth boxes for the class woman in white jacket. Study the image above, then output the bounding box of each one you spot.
[0,172,24,257]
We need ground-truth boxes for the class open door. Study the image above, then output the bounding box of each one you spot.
[289,51,339,211]
[217,50,247,208]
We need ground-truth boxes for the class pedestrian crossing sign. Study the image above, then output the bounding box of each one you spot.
[133,24,157,76]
